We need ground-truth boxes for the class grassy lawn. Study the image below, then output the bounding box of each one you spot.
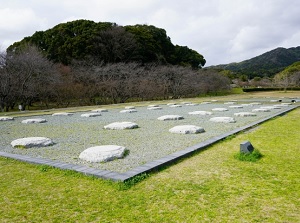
[0,103,299,222]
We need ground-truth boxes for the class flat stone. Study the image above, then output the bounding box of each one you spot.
[52,112,73,116]
[169,104,182,108]
[252,108,270,112]
[229,105,243,109]
[281,103,292,105]
[147,106,162,110]
[92,109,108,112]
[0,116,14,121]
[120,109,137,113]
[200,102,211,104]
[188,111,212,115]
[169,125,205,134]
[224,102,236,104]
[11,137,54,148]
[81,113,101,117]
[185,103,198,106]
[79,145,127,162]
[273,104,288,107]
[104,121,138,130]
[147,104,159,108]
[21,118,47,123]
[212,108,228,112]
[234,112,257,117]
[260,106,281,110]
[181,102,191,104]
[157,115,184,121]
[209,117,236,123]
[167,103,176,106]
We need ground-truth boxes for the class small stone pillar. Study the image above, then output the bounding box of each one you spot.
[240,141,254,154]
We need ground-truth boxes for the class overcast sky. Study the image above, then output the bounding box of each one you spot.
[1,0,300,66]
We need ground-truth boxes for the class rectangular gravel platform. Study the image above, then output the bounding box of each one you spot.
[0,105,298,182]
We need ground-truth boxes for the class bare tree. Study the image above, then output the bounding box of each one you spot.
[3,44,60,111]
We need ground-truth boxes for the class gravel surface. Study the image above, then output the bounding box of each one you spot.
[0,98,296,172]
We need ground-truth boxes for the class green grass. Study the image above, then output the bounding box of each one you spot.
[234,149,263,162]
[0,108,299,222]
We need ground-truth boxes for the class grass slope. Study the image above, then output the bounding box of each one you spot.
[0,109,299,222]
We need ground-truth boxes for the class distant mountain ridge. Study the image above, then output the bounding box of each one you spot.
[208,46,300,78]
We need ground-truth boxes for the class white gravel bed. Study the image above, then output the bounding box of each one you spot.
[0,101,294,173]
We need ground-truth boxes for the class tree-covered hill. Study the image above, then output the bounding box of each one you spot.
[7,19,206,68]
[208,46,300,78]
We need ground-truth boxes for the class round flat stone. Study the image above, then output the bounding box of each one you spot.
[229,105,243,109]
[79,145,127,162]
[281,103,292,106]
[209,117,236,123]
[169,104,182,108]
[147,106,162,110]
[81,113,101,117]
[157,115,184,121]
[92,109,108,112]
[185,103,198,106]
[252,108,270,112]
[224,102,236,104]
[260,106,281,110]
[212,108,228,112]
[21,118,47,124]
[188,111,212,115]
[0,116,14,121]
[234,112,257,117]
[120,109,137,113]
[11,137,54,148]
[273,104,288,107]
[52,112,73,116]
[104,121,138,130]
[169,125,205,134]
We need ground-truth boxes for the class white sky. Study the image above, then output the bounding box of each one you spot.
[1,0,300,66]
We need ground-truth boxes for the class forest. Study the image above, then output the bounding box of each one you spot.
[0,44,229,112]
